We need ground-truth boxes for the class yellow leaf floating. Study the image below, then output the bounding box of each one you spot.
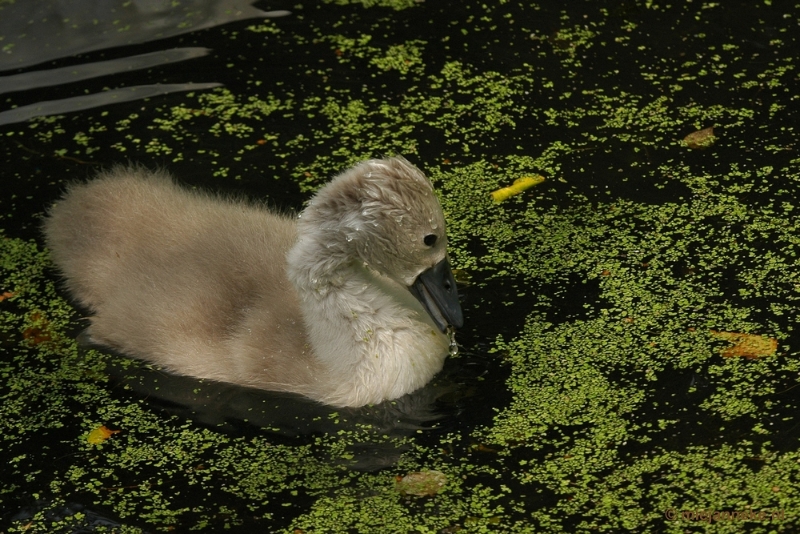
[710,330,777,359]
[684,127,716,150]
[395,470,447,496]
[87,425,120,444]
[490,175,545,203]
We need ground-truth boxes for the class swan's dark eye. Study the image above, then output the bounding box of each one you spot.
[423,234,437,247]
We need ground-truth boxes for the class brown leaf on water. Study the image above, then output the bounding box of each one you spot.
[710,330,777,359]
[684,127,717,150]
[395,470,447,496]
[0,291,14,301]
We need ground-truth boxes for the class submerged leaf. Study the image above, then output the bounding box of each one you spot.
[452,268,472,286]
[22,311,53,345]
[684,127,716,150]
[395,470,447,496]
[710,330,777,359]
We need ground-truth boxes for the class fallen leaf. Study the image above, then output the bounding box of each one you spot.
[395,470,447,496]
[710,330,777,358]
[684,127,716,150]
[87,425,121,445]
[490,175,545,202]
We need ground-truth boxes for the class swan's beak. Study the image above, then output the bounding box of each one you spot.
[410,258,464,332]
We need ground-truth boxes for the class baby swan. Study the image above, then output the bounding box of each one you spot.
[44,157,463,407]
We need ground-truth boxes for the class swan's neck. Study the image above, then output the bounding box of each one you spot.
[286,235,448,406]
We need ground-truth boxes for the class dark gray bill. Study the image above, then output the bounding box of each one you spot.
[409,258,464,332]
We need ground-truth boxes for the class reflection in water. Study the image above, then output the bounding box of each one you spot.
[0,1,290,124]
[0,47,212,94]
[11,501,125,534]
[93,329,475,472]
[107,358,460,471]
[0,0,290,71]
[0,83,222,126]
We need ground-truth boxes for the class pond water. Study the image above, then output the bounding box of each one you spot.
[1,0,800,532]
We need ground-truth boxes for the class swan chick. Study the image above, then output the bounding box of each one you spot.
[44,157,463,407]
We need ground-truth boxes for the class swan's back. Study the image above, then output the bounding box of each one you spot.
[44,166,315,386]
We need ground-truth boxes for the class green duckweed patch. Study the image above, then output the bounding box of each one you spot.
[2,0,800,532]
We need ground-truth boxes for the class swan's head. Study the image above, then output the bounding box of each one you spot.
[297,156,463,332]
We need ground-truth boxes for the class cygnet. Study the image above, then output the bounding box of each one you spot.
[43,157,463,407]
